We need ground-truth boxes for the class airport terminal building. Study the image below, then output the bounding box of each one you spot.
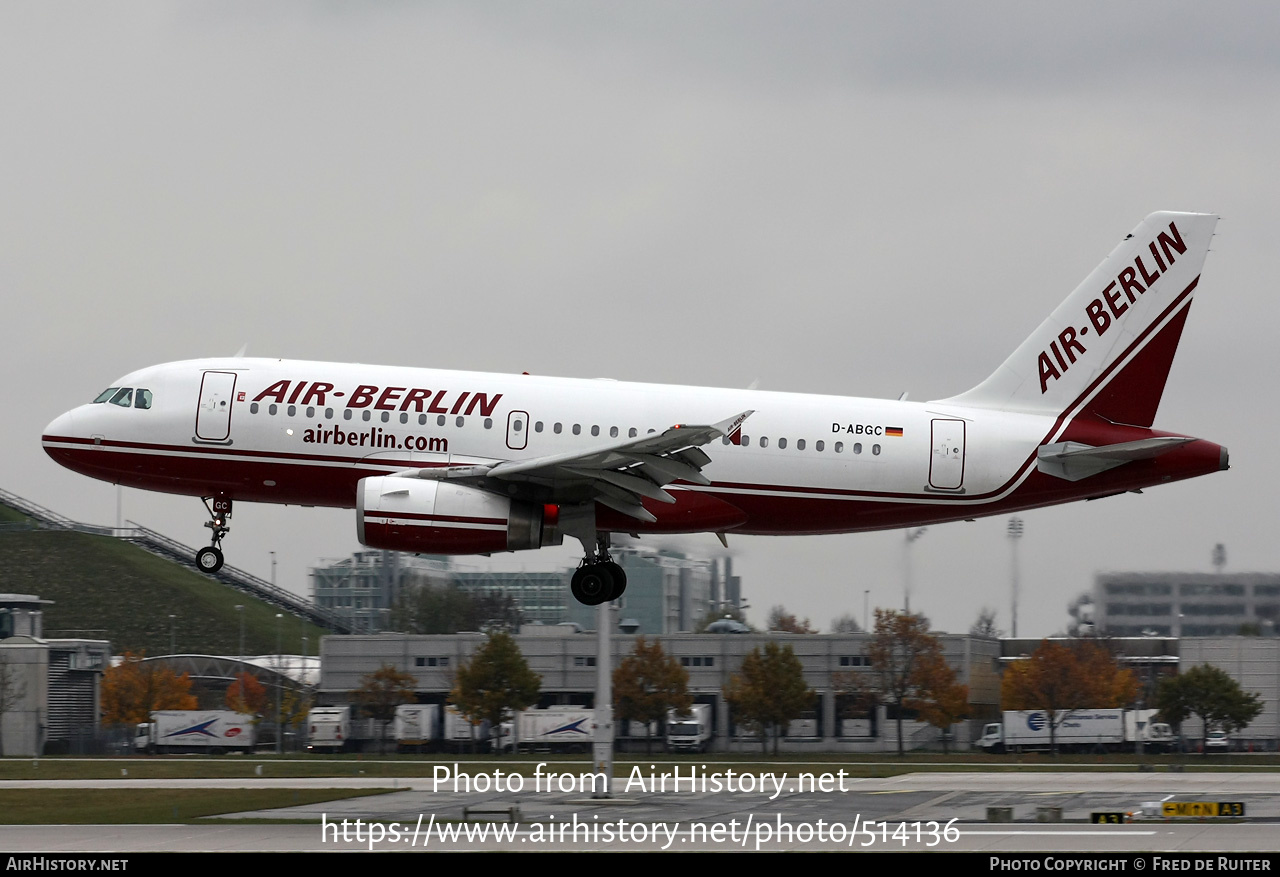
[318,627,1004,753]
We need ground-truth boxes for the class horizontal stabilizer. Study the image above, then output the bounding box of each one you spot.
[1036,436,1195,482]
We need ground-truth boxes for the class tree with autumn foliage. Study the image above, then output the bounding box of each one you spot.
[868,609,954,756]
[100,651,197,726]
[908,652,969,753]
[451,632,541,754]
[352,664,417,753]
[613,637,691,753]
[225,672,268,718]
[1001,639,1139,754]
[725,642,814,755]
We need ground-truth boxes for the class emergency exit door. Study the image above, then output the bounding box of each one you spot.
[929,418,966,490]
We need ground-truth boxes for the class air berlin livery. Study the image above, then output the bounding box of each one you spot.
[43,212,1227,605]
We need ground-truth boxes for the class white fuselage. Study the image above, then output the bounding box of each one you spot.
[41,357,1220,542]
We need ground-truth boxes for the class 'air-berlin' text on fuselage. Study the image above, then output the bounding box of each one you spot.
[251,380,503,416]
[1037,220,1189,394]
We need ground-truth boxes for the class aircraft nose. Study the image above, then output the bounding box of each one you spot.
[42,409,82,465]
[44,408,79,440]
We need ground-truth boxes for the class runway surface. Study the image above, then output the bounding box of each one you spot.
[3,769,1278,852]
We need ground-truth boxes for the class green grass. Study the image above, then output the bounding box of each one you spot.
[0,788,395,824]
[5,751,1278,782]
[0,525,328,655]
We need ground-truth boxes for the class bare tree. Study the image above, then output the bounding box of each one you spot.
[0,659,28,758]
[970,607,1002,638]
[830,613,862,634]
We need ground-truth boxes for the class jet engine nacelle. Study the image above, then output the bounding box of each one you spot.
[357,476,554,554]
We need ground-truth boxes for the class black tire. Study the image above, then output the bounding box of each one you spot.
[602,561,627,600]
[571,564,614,605]
[196,546,224,573]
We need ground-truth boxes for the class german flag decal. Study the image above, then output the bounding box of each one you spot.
[886,427,904,437]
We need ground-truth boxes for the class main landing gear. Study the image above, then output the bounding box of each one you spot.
[570,536,627,606]
[196,494,231,574]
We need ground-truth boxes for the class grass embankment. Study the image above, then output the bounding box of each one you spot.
[4,751,1278,782]
[0,521,327,655]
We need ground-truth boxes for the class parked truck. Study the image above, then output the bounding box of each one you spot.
[666,704,713,753]
[978,708,1174,753]
[394,704,440,752]
[504,708,596,753]
[306,705,351,753]
[134,710,256,754]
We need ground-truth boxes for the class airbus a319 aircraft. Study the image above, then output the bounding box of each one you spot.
[43,212,1227,605]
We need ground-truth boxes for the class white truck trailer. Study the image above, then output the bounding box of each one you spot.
[506,708,596,753]
[978,708,1173,753]
[134,710,256,754]
[394,704,440,752]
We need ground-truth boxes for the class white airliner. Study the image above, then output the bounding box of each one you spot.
[43,212,1227,605]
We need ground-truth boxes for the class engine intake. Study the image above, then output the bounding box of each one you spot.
[357,476,548,554]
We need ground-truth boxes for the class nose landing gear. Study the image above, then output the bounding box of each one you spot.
[196,494,231,574]
[570,535,627,606]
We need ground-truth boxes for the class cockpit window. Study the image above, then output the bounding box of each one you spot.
[93,388,120,403]
[109,388,133,408]
[134,389,152,409]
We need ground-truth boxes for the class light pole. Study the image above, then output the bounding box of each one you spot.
[235,605,244,661]
[270,550,277,588]
[275,613,283,755]
[864,589,870,632]
[168,615,176,655]
[1008,517,1024,638]
[903,528,927,614]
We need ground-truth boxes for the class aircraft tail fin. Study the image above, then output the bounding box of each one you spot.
[939,212,1218,427]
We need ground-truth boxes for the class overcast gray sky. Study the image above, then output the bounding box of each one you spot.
[5,1,1278,637]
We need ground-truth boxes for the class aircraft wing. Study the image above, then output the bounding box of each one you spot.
[393,410,753,521]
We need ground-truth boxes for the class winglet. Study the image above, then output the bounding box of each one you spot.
[714,410,753,446]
